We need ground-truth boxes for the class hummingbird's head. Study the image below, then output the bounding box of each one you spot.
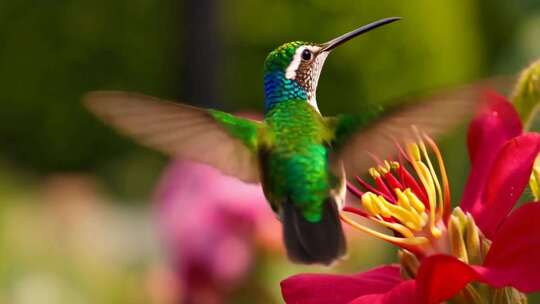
[263,41,328,112]
[263,17,401,113]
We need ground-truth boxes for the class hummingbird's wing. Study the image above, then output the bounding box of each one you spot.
[327,82,507,178]
[84,91,263,183]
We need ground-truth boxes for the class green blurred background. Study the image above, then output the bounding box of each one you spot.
[0,0,539,303]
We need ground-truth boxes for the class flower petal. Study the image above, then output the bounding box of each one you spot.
[415,255,480,304]
[481,203,540,293]
[461,92,522,213]
[415,204,540,303]
[281,265,401,304]
[349,280,417,304]
[472,133,540,237]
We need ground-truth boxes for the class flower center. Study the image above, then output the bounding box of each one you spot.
[342,130,451,253]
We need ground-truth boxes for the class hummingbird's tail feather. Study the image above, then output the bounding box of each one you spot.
[282,198,346,265]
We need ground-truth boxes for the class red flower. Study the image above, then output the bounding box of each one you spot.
[281,92,540,304]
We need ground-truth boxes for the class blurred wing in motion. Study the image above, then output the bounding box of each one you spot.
[329,80,510,178]
[84,91,263,183]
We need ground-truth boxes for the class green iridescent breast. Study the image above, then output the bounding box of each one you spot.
[261,100,334,222]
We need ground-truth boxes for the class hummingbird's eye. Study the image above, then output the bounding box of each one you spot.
[301,49,312,61]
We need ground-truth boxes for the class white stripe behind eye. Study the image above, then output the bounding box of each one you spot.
[285,46,305,79]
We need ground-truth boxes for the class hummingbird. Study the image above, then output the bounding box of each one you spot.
[85,17,479,265]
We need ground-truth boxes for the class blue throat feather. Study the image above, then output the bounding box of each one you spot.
[263,71,307,113]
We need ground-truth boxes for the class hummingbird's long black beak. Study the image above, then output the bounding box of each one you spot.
[320,17,401,52]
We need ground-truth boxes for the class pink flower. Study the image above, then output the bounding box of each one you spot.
[155,160,275,304]
[281,92,540,304]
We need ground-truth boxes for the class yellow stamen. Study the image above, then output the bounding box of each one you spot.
[407,142,442,238]
[395,189,410,207]
[343,129,451,250]
[361,193,390,218]
[361,192,424,231]
[415,161,436,220]
[371,217,416,239]
[404,188,425,213]
[431,225,442,238]
[362,192,381,216]
[448,213,469,263]
[378,160,391,174]
[424,133,451,220]
[340,213,429,246]
[408,142,421,162]
[369,168,381,178]
[529,155,540,201]
[416,134,444,236]
[531,166,540,201]
[395,189,426,227]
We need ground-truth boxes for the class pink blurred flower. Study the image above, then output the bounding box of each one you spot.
[281,92,540,304]
[155,160,276,304]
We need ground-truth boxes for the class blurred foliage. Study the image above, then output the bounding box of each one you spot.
[1,0,537,178]
[0,0,176,180]
[224,0,484,112]
[0,0,539,185]
[0,170,163,303]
